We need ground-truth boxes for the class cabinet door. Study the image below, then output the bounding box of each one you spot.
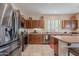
[29,34,43,44]
[62,20,78,30]
[21,20,26,28]
[38,20,44,28]
[71,20,78,30]
[49,37,55,44]
[70,15,76,20]
[25,20,32,28]
[21,16,25,28]
[49,36,58,56]
[62,20,69,29]
[61,20,64,29]
[31,20,38,28]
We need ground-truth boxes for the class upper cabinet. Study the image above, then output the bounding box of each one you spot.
[25,19,44,28]
[31,20,38,28]
[62,20,78,30]
[21,16,26,28]
[21,16,44,28]
[70,15,76,20]
[25,20,32,28]
[62,15,78,31]
[38,20,44,28]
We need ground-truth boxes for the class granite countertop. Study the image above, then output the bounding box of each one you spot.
[28,32,79,43]
[69,48,79,56]
[28,32,79,36]
[52,35,79,43]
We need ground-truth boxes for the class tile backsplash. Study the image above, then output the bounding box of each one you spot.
[19,28,44,34]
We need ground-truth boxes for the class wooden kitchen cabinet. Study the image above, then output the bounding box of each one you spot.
[20,15,44,28]
[38,20,44,28]
[62,20,69,29]
[70,15,76,20]
[49,36,54,44]
[71,20,78,30]
[25,20,32,28]
[31,20,38,28]
[25,20,44,28]
[21,21,25,28]
[61,20,63,29]
[21,16,26,28]
[49,36,58,56]
[28,34,43,44]
[62,20,78,30]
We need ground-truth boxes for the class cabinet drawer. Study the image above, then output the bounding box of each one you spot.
[28,34,43,44]
[49,37,55,44]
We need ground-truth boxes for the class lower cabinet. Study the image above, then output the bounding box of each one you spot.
[28,34,43,44]
[28,34,58,56]
[49,36,58,56]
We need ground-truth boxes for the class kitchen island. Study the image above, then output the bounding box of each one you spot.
[51,35,79,56]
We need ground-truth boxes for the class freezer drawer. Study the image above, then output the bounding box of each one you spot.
[0,40,21,56]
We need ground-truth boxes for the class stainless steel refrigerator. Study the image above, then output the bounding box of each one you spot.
[0,3,21,56]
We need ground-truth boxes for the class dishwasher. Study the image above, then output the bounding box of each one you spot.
[44,34,50,44]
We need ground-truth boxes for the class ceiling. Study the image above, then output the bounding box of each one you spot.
[13,3,79,15]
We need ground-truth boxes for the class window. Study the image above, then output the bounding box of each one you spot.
[45,19,60,32]
[45,20,51,32]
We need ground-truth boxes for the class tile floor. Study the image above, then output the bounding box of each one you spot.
[21,44,74,56]
[21,44,54,56]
